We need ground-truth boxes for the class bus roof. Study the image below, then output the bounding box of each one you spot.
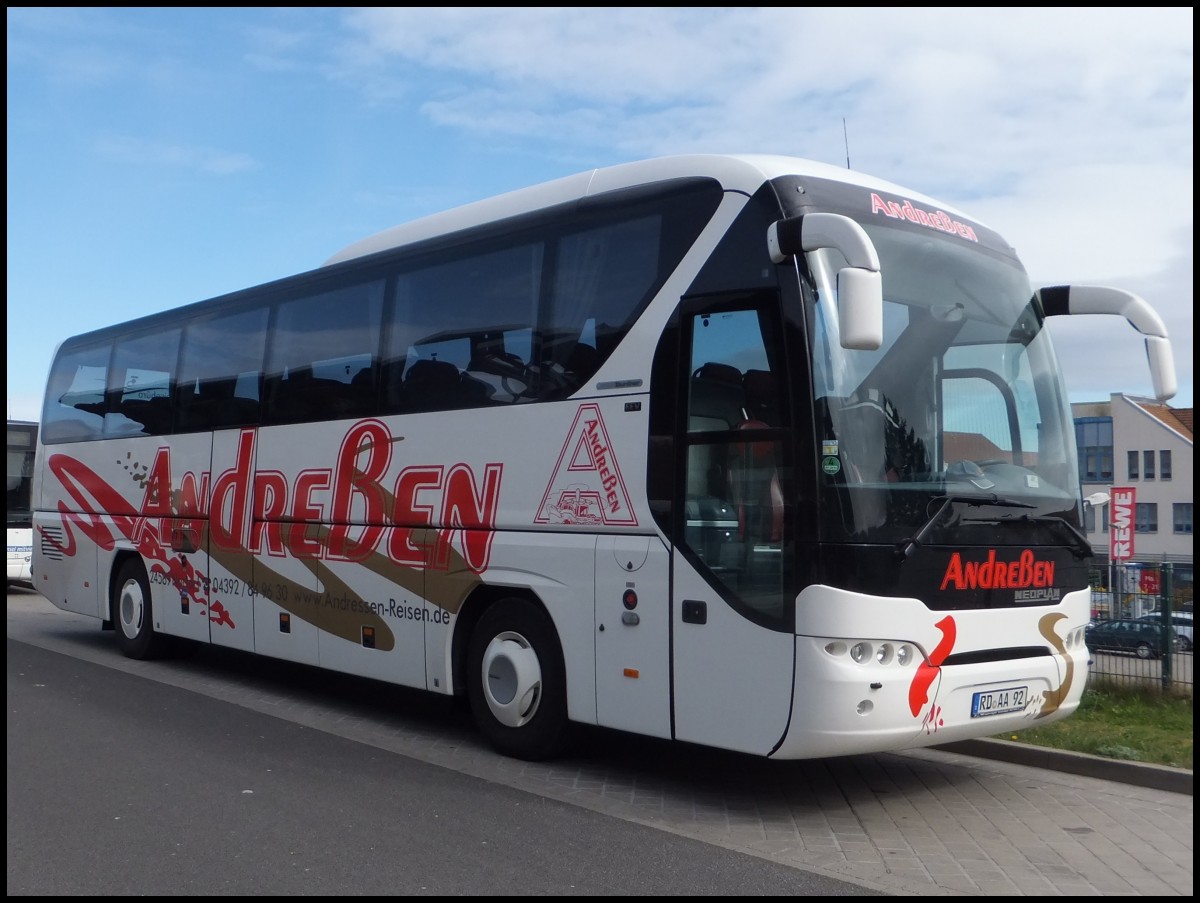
[323,153,976,267]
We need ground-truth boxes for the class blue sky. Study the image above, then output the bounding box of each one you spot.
[7,7,1194,422]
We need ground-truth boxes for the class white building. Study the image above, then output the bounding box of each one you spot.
[1074,394,1193,613]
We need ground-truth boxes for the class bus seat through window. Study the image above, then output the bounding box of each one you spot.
[728,419,783,544]
[689,362,745,432]
[403,358,490,411]
[742,369,779,427]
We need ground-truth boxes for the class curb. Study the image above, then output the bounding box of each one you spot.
[935,738,1193,795]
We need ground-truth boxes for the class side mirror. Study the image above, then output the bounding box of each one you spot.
[835,267,884,351]
[1038,284,1177,402]
[769,213,883,351]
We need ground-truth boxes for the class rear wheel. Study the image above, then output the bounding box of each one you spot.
[1134,641,1153,660]
[467,598,571,761]
[112,557,168,660]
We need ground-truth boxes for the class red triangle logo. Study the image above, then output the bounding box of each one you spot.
[535,404,637,526]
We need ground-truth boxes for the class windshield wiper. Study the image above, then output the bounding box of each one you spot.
[896,494,1034,560]
[1012,514,1095,560]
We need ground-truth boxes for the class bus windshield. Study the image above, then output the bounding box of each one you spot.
[809,221,1080,547]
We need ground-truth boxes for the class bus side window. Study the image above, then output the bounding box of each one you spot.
[547,218,664,396]
[179,378,231,432]
[40,346,110,444]
[264,281,384,425]
[177,306,267,432]
[384,241,541,413]
[105,329,180,438]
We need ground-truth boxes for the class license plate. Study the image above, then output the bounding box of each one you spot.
[971,685,1028,718]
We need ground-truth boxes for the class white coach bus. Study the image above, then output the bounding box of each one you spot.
[31,155,1176,761]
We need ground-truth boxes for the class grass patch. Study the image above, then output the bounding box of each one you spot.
[994,680,1193,770]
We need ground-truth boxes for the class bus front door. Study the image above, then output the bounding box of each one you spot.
[670,553,795,756]
[667,296,797,755]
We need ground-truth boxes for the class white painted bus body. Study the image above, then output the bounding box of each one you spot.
[34,155,1166,760]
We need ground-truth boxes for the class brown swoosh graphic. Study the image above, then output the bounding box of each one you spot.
[1037,611,1074,718]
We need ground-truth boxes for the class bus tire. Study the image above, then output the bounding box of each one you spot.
[112,557,167,660]
[467,598,571,761]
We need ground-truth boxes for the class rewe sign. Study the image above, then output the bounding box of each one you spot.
[1109,487,1136,561]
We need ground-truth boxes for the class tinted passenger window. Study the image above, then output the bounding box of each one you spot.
[546,216,664,394]
[105,329,181,437]
[380,180,723,415]
[385,243,543,412]
[176,306,268,432]
[264,280,385,425]
[41,342,111,444]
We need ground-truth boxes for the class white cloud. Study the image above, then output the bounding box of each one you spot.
[969,163,1194,284]
[6,7,1192,409]
[330,7,1192,405]
[94,135,260,176]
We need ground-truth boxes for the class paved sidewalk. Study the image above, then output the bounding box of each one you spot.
[938,738,1193,795]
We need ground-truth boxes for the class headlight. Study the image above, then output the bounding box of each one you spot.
[826,639,920,667]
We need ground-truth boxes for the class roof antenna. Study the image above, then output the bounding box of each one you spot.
[843,118,851,169]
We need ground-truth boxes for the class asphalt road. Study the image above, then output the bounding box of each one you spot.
[7,587,1193,896]
[7,594,874,896]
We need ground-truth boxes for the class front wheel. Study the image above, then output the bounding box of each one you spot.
[467,598,571,761]
[1134,641,1154,660]
[112,557,168,660]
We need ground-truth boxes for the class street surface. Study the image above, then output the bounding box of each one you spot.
[7,587,1193,896]
[7,638,871,896]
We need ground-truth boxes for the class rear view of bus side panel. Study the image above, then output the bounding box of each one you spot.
[33,437,142,623]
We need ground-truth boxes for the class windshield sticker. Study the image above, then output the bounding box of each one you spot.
[821,440,842,475]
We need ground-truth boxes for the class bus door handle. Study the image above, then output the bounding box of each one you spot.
[171,526,200,554]
[681,599,707,625]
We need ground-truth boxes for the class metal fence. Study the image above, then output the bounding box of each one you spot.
[1085,646,1193,695]
[1085,562,1193,695]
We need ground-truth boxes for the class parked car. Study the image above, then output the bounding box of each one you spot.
[1134,612,1193,652]
[1084,618,1179,660]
